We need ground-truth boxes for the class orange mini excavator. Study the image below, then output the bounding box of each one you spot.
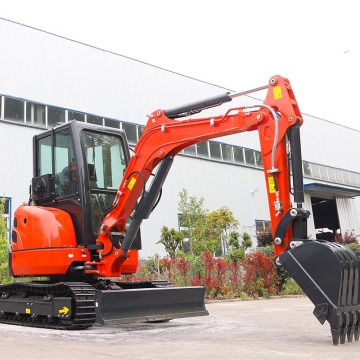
[2,75,359,345]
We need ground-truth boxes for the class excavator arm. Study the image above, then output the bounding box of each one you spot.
[87,75,301,277]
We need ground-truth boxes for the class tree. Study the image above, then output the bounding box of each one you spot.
[241,231,253,249]
[207,206,239,255]
[157,226,184,259]
[0,199,13,284]
[178,189,208,256]
[177,189,243,257]
[226,231,252,263]
[0,199,7,239]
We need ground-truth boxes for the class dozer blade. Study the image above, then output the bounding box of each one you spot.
[95,283,208,325]
[279,241,360,345]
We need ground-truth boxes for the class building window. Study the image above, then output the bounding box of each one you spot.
[87,115,103,125]
[209,142,222,160]
[68,110,85,122]
[26,103,46,126]
[255,151,263,168]
[244,148,255,166]
[349,172,358,186]
[105,118,120,128]
[48,106,65,127]
[233,147,244,164]
[335,169,343,183]
[256,219,271,231]
[303,161,312,177]
[4,97,24,123]
[318,165,328,180]
[122,122,138,144]
[221,144,233,162]
[343,171,351,185]
[197,141,209,158]
[255,219,272,246]
[311,164,320,179]
[138,125,145,138]
[184,144,196,156]
[327,167,336,182]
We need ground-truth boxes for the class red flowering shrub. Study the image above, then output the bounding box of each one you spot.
[173,257,191,286]
[133,250,295,299]
[228,260,242,295]
[334,231,358,245]
[241,251,279,298]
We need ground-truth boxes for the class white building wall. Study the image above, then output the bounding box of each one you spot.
[336,198,360,236]
[300,115,360,173]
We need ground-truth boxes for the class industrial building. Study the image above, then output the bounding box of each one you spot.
[1,17,360,258]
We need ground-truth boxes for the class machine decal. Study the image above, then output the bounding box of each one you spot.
[127,177,137,190]
[268,176,276,193]
[273,85,282,100]
[59,306,70,315]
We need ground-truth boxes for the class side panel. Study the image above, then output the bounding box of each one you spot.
[10,248,90,276]
[12,205,77,250]
[11,205,90,276]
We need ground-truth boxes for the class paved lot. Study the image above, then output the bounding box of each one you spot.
[0,296,359,359]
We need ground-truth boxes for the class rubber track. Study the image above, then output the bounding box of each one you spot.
[0,282,96,329]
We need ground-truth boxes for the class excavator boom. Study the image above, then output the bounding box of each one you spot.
[91,75,302,276]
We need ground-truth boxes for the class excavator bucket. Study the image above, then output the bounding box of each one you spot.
[94,281,208,325]
[279,240,360,345]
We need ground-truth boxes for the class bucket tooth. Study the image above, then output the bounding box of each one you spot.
[347,325,355,342]
[340,326,347,344]
[331,328,340,345]
[342,312,350,344]
[279,240,360,345]
[354,310,360,341]
[355,325,360,342]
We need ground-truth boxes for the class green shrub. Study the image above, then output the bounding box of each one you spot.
[254,244,274,256]
[0,199,13,284]
[346,243,360,260]
[281,278,304,295]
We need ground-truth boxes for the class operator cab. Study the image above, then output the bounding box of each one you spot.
[31,120,140,249]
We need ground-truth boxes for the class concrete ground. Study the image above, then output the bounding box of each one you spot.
[0,296,359,359]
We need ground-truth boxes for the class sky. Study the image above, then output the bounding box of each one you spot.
[1,0,360,129]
